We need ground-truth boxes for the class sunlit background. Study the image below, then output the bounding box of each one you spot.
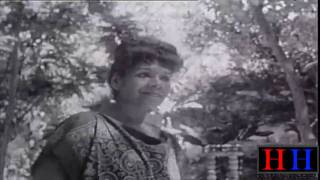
[0,0,317,179]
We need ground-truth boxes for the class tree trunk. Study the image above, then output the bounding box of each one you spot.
[0,42,20,180]
[0,3,22,179]
[250,3,313,143]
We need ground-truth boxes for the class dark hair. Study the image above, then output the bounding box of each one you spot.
[108,36,183,97]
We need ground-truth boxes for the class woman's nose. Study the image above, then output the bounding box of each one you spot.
[148,76,162,88]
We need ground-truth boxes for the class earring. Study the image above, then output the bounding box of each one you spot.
[110,99,116,104]
[109,93,116,104]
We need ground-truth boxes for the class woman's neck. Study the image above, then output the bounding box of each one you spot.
[98,99,162,139]
[99,100,147,128]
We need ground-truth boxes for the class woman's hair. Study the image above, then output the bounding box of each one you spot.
[108,36,183,97]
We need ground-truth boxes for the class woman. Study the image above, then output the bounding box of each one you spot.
[31,36,183,180]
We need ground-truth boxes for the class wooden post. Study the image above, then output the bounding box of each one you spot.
[206,144,243,180]
[205,145,217,180]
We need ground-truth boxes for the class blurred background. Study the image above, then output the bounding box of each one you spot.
[0,0,317,179]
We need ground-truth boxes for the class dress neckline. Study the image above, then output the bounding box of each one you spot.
[97,112,166,146]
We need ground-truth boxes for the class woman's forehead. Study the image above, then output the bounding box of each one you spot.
[131,61,173,74]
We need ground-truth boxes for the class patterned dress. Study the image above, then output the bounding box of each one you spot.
[32,111,180,180]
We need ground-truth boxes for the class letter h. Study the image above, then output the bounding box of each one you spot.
[262,148,286,171]
[290,149,312,171]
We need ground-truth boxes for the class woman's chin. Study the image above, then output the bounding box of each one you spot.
[138,98,162,108]
[139,103,161,112]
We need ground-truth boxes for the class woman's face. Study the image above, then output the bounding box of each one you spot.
[112,61,172,112]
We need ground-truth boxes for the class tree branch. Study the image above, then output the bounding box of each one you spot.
[250,3,313,143]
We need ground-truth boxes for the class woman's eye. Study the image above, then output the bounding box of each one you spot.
[137,72,151,78]
[160,75,170,82]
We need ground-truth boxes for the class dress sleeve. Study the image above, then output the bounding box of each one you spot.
[32,112,97,180]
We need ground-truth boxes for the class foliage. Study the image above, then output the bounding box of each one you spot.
[0,1,139,179]
[0,1,317,179]
[179,0,318,141]
[167,0,318,178]
[166,70,297,141]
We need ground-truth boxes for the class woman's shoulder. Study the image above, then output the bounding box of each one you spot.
[63,111,98,131]
[45,111,98,145]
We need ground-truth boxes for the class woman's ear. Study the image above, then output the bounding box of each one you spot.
[110,73,122,91]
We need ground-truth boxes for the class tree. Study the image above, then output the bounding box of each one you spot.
[160,1,318,178]
[0,1,139,179]
[184,0,317,143]
[0,3,23,179]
